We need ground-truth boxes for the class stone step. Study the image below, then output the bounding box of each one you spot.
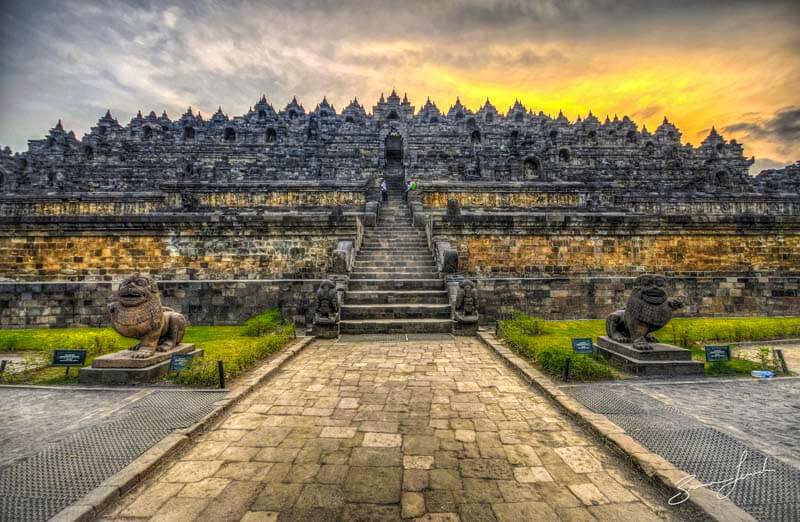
[353,261,437,270]
[356,255,435,262]
[348,279,446,291]
[359,242,428,248]
[358,248,429,255]
[360,242,430,249]
[345,290,449,305]
[340,304,452,320]
[357,249,432,255]
[351,265,437,274]
[350,271,440,280]
[339,319,453,334]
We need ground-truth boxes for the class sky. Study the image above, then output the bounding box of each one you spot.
[0,0,798,174]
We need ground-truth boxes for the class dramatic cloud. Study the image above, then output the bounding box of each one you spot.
[724,107,800,151]
[0,0,798,170]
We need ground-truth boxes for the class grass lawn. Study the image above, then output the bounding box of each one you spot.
[497,314,800,381]
[0,309,295,386]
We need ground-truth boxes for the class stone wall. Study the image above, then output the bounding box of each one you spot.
[473,275,800,323]
[0,279,321,328]
[3,274,796,329]
[433,213,800,276]
[0,213,356,281]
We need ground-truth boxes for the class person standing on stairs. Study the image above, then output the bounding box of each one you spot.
[404,179,416,201]
[380,178,388,202]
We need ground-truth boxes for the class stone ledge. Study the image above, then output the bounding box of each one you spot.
[477,331,757,522]
[48,335,315,522]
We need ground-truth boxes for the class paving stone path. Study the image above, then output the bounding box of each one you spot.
[103,337,697,521]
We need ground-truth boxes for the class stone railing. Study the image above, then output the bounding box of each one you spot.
[355,214,365,253]
[616,193,800,216]
[332,240,355,274]
[434,239,459,274]
[0,193,166,216]
[363,201,379,226]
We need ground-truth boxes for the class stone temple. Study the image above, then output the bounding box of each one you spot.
[0,90,798,330]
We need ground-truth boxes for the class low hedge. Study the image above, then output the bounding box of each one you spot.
[175,323,295,386]
[497,313,800,379]
[498,316,613,381]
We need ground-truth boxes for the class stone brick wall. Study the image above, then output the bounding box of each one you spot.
[0,214,355,281]
[433,213,800,276]
[3,275,796,329]
[473,275,800,323]
[0,279,321,328]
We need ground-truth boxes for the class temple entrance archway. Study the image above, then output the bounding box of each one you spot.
[385,133,403,167]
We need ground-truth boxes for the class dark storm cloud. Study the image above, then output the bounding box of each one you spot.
[724,107,800,154]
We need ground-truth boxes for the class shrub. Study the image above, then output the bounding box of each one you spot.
[662,317,800,348]
[174,323,295,386]
[510,311,545,336]
[497,313,612,381]
[242,309,283,337]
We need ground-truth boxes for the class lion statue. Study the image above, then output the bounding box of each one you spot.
[314,279,339,325]
[108,274,188,358]
[454,279,479,323]
[606,274,683,350]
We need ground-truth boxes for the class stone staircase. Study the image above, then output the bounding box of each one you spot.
[339,173,452,334]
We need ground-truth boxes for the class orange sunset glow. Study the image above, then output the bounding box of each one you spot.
[0,1,798,172]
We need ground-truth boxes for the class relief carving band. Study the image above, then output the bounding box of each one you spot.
[605,274,683,350]
[108,274,188,358]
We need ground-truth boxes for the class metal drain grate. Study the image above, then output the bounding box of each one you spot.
[0,390,225,522]
[565,387,644,414]
[567,385,800,521]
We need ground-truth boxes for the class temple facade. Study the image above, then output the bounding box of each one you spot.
[2,90,793,196]
[0,91,798,328]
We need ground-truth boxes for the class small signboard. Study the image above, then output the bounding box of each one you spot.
[52,349,87,367]
[170,353,194,373]
[705,345,731,362]
[571,338,594,355]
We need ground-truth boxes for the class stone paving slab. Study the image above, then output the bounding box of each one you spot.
[101,337,701,521]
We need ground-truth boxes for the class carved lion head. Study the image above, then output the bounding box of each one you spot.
[632,274,667,306]
[117,273,159,307]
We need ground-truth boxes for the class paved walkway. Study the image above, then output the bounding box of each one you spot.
[103,337,697,521]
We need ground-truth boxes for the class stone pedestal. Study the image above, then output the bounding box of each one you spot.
[596,336,704,376]
[78,343,201,385]
[453,320,478,336]
[312,322,339,339]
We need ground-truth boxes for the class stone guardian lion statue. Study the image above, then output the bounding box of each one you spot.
[605,274,683,350]
[108,274,188,358]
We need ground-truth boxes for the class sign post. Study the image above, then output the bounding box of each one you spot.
[169,353,195,374]
[52,349,87,378]
[571,338,594,355]
[705,345,731,363]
